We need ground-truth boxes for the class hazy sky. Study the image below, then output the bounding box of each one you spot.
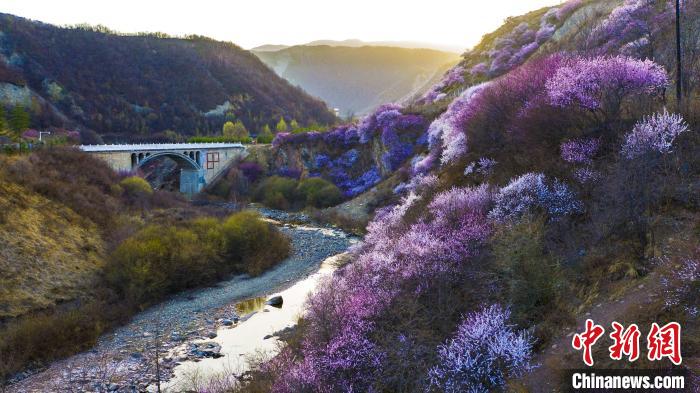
[2,0,562,50]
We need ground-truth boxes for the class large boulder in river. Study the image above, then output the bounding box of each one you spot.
[266,296,283,307]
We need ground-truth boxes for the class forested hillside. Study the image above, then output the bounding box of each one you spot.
[0,13,336,142]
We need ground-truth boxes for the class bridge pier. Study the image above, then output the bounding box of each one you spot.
[179,168,206,196]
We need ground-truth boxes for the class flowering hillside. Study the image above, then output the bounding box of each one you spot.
[240,1,700,391]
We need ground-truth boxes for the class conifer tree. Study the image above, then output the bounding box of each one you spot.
[275,117,288,133]
[9,105,30,135]
[257,124,274,143]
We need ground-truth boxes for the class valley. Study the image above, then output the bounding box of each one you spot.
[1,0,699,392]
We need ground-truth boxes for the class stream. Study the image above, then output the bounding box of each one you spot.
[8,209,357,393]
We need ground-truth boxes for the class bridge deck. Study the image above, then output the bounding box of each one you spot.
[79,142,245,152]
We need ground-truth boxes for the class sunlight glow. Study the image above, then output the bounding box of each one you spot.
[2,0,563,51]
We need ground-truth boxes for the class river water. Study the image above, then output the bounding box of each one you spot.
[161,252,348,392]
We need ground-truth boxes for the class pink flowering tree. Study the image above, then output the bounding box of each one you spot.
[621,109,690,159]
[546,56,668,121]
[428,305,533,393]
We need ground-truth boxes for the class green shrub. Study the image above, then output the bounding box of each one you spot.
[254,176,298,208]
[221,211,290,275]
[253,176,343,209]
[105,211,289,307]
[119,176,153,198]
[0,299,130,382]
[491,217,564,328]
[106,225,213,305]
[297,177,342,208]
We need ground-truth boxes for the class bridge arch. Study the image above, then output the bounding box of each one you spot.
[132,151,204,196]
[134,151,201,171]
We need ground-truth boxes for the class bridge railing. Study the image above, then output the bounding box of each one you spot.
[79,142,245,152]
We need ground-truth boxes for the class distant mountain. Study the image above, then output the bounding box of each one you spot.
[253,45,460,116]
[0,14,336,142]
[252,44,290,52]
[302,39,464,54]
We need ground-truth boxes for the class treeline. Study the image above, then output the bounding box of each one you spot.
[0,13,336,142]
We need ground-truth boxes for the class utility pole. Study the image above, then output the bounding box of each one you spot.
[675,0,682,104]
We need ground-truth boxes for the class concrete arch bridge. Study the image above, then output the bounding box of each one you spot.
[79,143,246,196]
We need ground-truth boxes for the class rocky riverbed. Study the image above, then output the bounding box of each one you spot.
[8,210,356,393]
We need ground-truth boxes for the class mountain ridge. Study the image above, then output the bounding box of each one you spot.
[0,13,337,142]
[252,38,464,53]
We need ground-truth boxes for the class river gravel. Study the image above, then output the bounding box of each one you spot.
[8,209,356,393]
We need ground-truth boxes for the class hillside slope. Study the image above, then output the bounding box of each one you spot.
[253,45,459,116]
[244,0,700,391]
[0,178,104,319]
[0,13,337,142]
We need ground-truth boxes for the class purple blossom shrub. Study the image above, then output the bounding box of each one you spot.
[508,42,539,70]
[535,23,556,44]
[621,110,690,159]
[464,157,497,177]
[425,82,491,165]
[340,167,381,197]
[277,166,301,179]
[428,305,533,393]
[365,192,423,247]
[21,129,39,138]
[489,173,582,221]
[586,0,666,55]
[272,105,423,196]
[336,149,359,168]
[357,104,423,143]
[573,167,600,183]
[271,181,499,391]
[271,275,392,392]
[546,56,668,115]
[560,138,601,164]
[556,0,583,20]
[429,185,493,229]
[272,132,292,148]
[393,173,438,195]
[470,62,488,76]
[560,138,601,183]
[412,151,439,175]
[421,65,466,104]
[237,161,264,182]
[314,153,331,168]
[272,105,422,150]
[380,127,414,171]
[661,254,699,318]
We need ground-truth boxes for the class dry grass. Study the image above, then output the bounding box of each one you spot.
[0,179,105,319]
